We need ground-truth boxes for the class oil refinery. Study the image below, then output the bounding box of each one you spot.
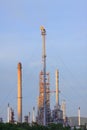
[0,26,87,127]
[4,26,64,125]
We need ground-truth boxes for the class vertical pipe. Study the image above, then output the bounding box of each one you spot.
[32,107,35,122]
[17,62,22,123]
[40,26,46,126]
[7,103,10,123]
[78,107,80,126]
[55,69,59,108]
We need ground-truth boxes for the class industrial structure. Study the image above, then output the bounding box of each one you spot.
[32,107,35,122]
[55,70,59,108]
[36,26,51,125]
[37,71,51,125]
[78,107,81,126]
[69,117,87,127]
[7,103,10,123]
[24,116,28,123]
[61,100,66,122]
[36,26,63,125]
[17,62,22,123]
[24,112,31,123]
[7,104,14,123]
[40,26,47,126]
[51,69,63,124]
[1,26,87,127]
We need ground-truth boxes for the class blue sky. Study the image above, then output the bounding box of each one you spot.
[0,0,87,122]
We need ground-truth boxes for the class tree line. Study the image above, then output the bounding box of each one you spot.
[0,122,84,130]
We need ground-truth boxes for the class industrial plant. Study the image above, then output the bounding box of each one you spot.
[4,26,65,125]
[0,26,87,127]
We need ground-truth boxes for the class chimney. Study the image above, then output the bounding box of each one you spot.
[17,62,22,123]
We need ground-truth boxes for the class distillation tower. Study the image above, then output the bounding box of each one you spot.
[56,69,59,108]
[51,69,63,124]
[37,26,51,125]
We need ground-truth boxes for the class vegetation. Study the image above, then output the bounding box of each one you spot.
[0,122,85,130]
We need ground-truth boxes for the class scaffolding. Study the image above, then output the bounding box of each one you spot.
[37,71,51,125]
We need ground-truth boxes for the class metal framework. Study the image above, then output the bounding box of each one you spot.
[37,71,50,125]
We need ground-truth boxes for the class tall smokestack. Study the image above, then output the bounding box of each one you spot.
[17,62,22,123]
[78,107,80,126]
[55,69,59,108]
